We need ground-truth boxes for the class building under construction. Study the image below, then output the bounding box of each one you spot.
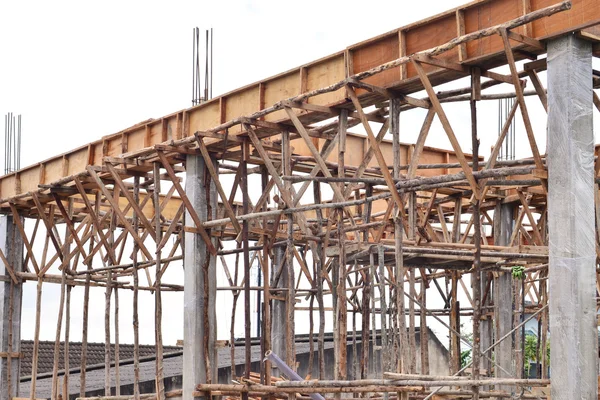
[1,0,599,399]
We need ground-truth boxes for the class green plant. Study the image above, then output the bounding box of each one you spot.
[524,334,550,376]
[459,328,473,368]
[512,265,525,279]
[460,349,472,368]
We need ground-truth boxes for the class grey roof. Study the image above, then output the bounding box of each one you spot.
[20,341,181,376]
[20,341,335,399]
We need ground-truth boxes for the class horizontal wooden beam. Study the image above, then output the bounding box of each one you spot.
[0,0,592,204]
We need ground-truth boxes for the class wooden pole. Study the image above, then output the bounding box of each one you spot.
[29,277,42,400]
[282,131,296,372]
[51,255,66,400]
[154,162,165,400]
[63,201,73,400]
[261,165,272,386]
[80,193,98,398]
[313,181,325,379]
[241,139,252,396]
[132,175,141,400]
[114,286,120,396]
[391,98,409,379]
[419,272,429,375]
[337,209,348,381]
[470,68,482,400]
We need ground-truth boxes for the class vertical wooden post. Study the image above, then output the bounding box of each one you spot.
[30,277,42,400]
[0,215,23,400]
[242,140,252,391]
[261,166,272,386]
[154,161,165,400]
[419,273,429,375]
[132,175,141,400]
[337,210,347,382]
[470,69,482,400]
[104,189,115,397]
[313,181,326,379]
[391,97,408,400]
[282,131,296,372]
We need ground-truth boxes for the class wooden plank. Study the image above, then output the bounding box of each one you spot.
[106,164,157,241]
[8,203,40,274]
[346,87,407,217]
[506,29,544,50]
[412,60,480,199]
[85,168,155,261]
[499,28,546,177]
[0,247,18,284]
[155,152,217,256]
[0,0,586,201]
[195,136,242,236]
[31,193,66,275]
[517,191,544,246]
[527,69,548,111]
[456,9,468,61]
[284,107,348,203]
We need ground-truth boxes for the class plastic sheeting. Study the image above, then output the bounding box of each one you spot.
[547,34,597,400]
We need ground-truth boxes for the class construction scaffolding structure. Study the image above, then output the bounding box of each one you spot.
[1,1,600,399]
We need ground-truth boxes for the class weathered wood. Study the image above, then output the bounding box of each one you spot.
[29,278,42,400]
[412,60,480,199]
[155,152,217,256]
[153,162,165,400]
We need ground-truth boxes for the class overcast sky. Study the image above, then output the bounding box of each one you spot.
[2,1,598,350]
[0,0,474,167]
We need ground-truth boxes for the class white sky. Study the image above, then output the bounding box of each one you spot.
[0,0,471,167]
[1,1,598,350]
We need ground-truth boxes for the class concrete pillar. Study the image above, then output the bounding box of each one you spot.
[547,35,597,400]
[270,246,287,377]
[183,155,218,400]
[493,203,515,396]
[0,215,24,400]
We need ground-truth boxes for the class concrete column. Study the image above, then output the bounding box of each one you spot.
[547,35,597,400]
[493,203,515,395]
[270,246,287,377]
[183,155,218,400]
[0,215,24,400]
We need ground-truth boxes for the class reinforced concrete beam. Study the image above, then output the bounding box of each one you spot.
[547,34,597,400]
[183,155,218,400]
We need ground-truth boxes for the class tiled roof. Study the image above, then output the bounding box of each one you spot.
[20,341,181,376]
